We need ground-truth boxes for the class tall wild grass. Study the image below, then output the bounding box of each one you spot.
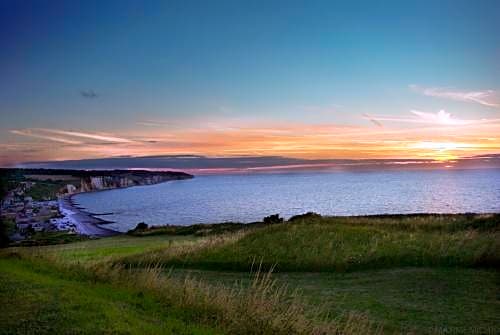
[7,248,381,335]
[118,215,499,272]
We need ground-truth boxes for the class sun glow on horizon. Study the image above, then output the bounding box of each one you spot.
[2,116,500,167]
[410,141,479,161]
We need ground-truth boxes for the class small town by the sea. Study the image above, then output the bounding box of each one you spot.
[0,169,192,242]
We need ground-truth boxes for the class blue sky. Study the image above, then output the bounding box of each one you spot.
[0,0,499,166]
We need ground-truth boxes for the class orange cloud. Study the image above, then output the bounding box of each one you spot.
[4,117,500,166]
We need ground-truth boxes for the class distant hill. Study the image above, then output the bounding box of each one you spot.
[0,168,193,180]
[0,168,193,199]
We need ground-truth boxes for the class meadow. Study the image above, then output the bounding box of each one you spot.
[121,214,499,272]
[1,214,498,334]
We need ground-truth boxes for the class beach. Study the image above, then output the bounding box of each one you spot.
[58,195,118,237]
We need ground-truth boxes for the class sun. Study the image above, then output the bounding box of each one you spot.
[410,141,475,162]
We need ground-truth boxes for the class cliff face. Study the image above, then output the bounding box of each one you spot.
[78,172,192,192]
[0,168,193,197]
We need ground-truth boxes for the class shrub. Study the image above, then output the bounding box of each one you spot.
[127,222,148,234]
[263,214,283,224]
[288,212,322,222]
[0,218,9,247]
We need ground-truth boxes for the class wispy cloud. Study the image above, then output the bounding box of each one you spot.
[38,129,134,143]
[363,110,499,126]
[80,90,98,99]
[10,130,82,144]
[10,128,136,148]
[136,120,173,127]
[410,85,500,107]
[362,114,384,127]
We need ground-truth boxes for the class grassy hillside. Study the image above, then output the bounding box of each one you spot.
[120,215,500,272]
[0,258,217,335]
[2,237,355,335]
[1,214,499,334]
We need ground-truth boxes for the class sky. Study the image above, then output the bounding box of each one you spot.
[1,0,499,171]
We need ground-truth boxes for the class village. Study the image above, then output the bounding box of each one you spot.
[0,169,193,240]
[0,180,79,240]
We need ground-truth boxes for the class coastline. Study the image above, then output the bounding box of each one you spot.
[59,195,119,237]
[52,172,194,237]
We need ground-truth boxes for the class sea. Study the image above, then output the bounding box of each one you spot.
[73,169,500,232]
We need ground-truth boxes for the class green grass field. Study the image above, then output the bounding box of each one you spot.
[0,258,217,335]
[120,215,500,272]
[1,214,498,334]
[42,234,194,262]
[169,267,499,334]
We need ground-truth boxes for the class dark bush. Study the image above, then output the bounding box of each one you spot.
[127,222,148,234]
[288,212,322,222]
[0,218,9,247]
[263,214,283,224]
[135,222,148,230]
[25,224,35,236]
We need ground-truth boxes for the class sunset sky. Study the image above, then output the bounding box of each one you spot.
[1,0,499,170]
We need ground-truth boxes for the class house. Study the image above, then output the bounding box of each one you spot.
[1,192,15,208]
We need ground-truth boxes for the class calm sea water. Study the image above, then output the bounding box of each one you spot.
[74,169,500,232]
